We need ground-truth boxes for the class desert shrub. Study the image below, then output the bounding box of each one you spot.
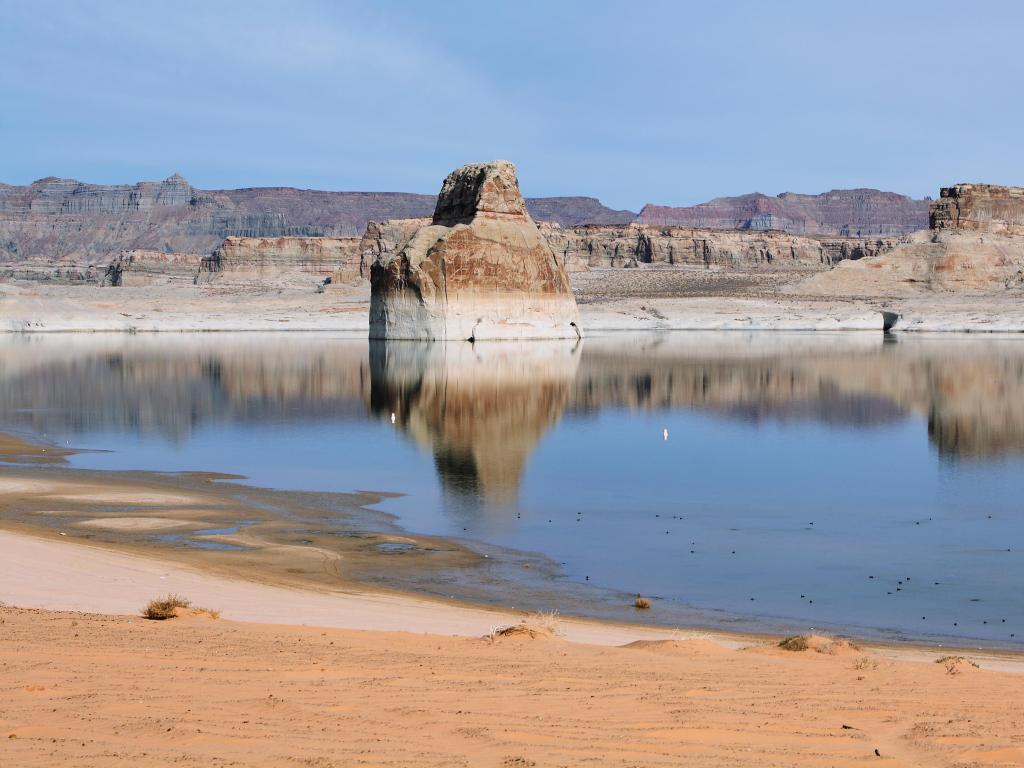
[142,594,191,620]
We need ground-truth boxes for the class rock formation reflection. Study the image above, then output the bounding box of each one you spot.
[1,332,1024,498]
[369,340,582,511]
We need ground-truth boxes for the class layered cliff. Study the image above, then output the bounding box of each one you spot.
[798,183,1024,297]
[363,219,902,275]
[929,184,1024,236]
[639,189,929,236]
[0,175,634,265]
[105,250,204,287]
[541,224,901,270]
[198,236,362,286]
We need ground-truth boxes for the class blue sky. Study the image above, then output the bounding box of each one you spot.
[1,0,1021,210]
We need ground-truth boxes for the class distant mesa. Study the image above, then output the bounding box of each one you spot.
[0,173,634,268]
[639,189,929,237]
[1,170,936,271]
[368,160,581,340]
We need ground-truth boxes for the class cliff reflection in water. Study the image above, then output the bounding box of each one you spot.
[369,340,582,510]
[3,333,1024,502]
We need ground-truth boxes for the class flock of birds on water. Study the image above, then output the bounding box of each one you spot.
[469,430,1022,647]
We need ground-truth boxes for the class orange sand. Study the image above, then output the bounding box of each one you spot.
[2,604,1023,767]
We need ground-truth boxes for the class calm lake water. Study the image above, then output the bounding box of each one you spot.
[1,331,1022,647]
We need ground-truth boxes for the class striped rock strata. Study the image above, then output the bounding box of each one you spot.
[369,161,581,340]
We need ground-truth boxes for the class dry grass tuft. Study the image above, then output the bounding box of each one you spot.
[633,595,651,610]
[778,634,860,655]
[937,655,980,675]
[485,611,561,642]
[778,635,810,651]
[142,594,191,620]
[852,656,878,671]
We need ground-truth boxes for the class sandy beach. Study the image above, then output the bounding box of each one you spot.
[3,526,1024,767]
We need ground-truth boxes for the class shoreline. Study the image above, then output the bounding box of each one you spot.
[8,278,1024,333]
[2,417,1023,655]
[2,527,1022,672]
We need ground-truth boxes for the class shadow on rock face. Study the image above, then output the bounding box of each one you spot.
[368,339,583,513]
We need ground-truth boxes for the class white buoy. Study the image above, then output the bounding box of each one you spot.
[663,428,669,441]
[390,412,396,424]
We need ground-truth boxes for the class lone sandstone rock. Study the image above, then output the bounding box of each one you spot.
[369,160,581,340]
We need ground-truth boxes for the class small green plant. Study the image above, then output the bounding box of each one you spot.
[142,594,191,620]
